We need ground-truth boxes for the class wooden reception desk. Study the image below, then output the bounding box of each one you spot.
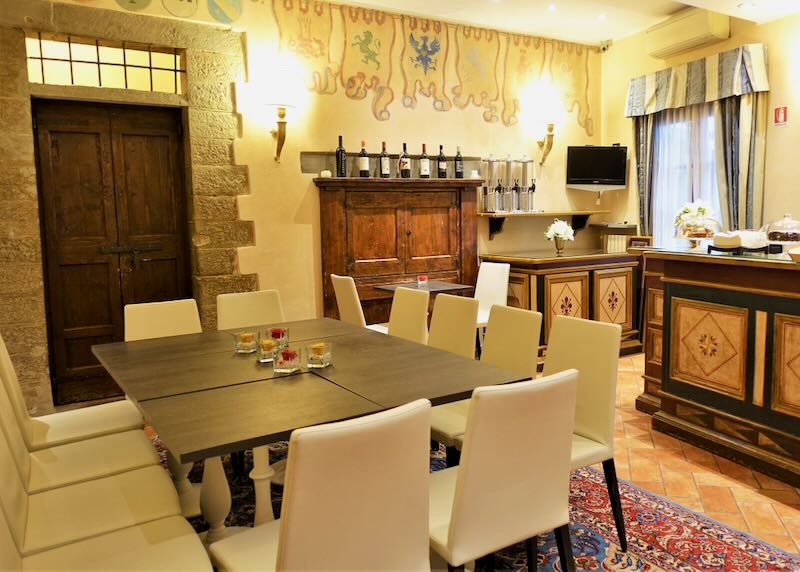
[638,249,800,485]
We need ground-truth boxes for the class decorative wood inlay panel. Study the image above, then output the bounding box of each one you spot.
[753,310,767,407]
[669,297,748,400]
[543,271,589,341]
[647,327,663,367]
[507,272,529,310]
[594,268,633,329]
[772,313,800,419]
[647,288,664,325]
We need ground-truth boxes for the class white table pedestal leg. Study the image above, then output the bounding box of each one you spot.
[166,451,201,518]
[199,456,245,544]
[250,446,276,525]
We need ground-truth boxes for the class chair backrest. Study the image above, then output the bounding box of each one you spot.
[0,501,22,571]
[480,305,542,377]
[0,373,31,485]
[124,299,202,341]
[276,399,431,571]
[447,370,578,565]
[387,288,430,345]
[428,294,479,359]
[216,290,285,331]
[543,315,621,449]
[0,406,28,556]
[0,333,31,429]
[474,262,510,315]
[330,274,367,327]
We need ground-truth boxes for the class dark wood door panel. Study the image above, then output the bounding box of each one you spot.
[345,191,405,276]
[35,101,189,404]
[405,191,459,274]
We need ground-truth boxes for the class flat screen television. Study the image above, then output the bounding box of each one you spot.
[566,145,627,192]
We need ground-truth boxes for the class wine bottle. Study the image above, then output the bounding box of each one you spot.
[437,145,447,178]
[335,135,347,177]
[454,145,464,179]
[358,140,370,178]
[419,144,430,179]
[399,143,411,178]
[380,141,391,178]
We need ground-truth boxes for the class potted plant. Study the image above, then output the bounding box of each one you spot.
[545,219,575,256]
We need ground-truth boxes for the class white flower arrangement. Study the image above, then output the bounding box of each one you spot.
[545,219,575,241]
[673,200,719,237]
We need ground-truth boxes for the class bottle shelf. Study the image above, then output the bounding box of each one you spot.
[477,210,611,240]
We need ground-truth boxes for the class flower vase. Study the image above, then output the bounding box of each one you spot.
[554,237,566,257]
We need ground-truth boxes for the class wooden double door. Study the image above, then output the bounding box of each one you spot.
[34,101,190,404]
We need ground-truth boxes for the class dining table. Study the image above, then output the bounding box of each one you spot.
[92,318,527,544]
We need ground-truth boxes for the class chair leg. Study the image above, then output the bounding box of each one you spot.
[445,446,461,467]
[230,450,245,476]
[602,458,628,552]
[554,525,575,572]
[447,565,465,572]
[476,553,495,571]
[525,536,538,572]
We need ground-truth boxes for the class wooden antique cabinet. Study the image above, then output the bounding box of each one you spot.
[316,178,480,324]
[480,250,643,355]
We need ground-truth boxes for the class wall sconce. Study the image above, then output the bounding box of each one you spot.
[537,123,555,166]
[270,105,288,162]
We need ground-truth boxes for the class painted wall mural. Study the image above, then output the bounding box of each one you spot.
[272,0,338,94]
[452,26,501,123]
[548,42,593,136]
[501,34,546,127]
[340,7,395,120]
[400,16,450,112]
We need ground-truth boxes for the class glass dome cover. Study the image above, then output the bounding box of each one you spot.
[764,213,800,242]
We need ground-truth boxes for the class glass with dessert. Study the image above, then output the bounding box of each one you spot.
[306,342,332,368]
[235,331,257,354]
[274,347,301,374]
[257,334,279,363]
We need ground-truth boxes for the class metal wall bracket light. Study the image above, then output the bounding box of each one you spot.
[537,123,555,166]
[271,105,287,162]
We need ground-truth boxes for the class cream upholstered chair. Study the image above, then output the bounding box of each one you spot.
[474,261,510,328]
[217,290,285,330]
[0,512,211,571]
[428,294,479,359]
[0,375,158,494]
[210,399,432,571]
[124,298,202,341]
[0,409,182,557]
[429,370,578,572]
[0,334,142,451]
[384,287,430,344]
[330,274,389,333]
[430,305,542,465]
[542,315,625,551]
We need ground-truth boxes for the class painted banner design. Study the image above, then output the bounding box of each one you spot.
[452,26,501,123]
[548,41,593,136]
[272,0,338,94]
[501,34,545,126]
[400,16,450,111]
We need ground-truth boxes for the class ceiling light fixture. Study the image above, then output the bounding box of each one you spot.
[597,13,607,21]
[737,0,756,7]
[548,3,557,12]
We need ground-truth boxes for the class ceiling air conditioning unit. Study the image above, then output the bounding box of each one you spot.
[646,8,730,59]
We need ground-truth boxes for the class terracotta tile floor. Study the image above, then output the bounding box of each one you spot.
[611,354,800,554]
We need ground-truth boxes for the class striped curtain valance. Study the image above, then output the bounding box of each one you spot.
[625,43,769,118]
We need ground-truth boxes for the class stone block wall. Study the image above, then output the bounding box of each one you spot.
[0,2,258,411]
[0,27,50,413]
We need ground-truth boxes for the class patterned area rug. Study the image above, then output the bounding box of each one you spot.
[157,438,800,571]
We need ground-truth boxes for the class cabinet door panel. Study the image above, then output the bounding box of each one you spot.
[593,267,634,331]
[405,192,459,274]
[346,192,405,276]
[543,271,589,342]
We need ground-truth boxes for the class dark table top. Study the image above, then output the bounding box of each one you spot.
[93,318,526,463]
[373,280,474,294]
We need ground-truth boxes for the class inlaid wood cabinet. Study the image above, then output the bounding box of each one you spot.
[316,178,480,324]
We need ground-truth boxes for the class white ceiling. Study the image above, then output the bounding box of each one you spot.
[343,0,800,45]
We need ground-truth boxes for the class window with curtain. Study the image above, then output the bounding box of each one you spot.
[650,102,723,248]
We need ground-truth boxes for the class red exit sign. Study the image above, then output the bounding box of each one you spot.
[774,106,788,126]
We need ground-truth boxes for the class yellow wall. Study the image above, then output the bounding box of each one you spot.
[601,14,800,227]
[51,0,603,320]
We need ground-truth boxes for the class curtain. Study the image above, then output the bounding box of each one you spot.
[634,115,655,235]
[714,93,768,230]
[650,102,722,248]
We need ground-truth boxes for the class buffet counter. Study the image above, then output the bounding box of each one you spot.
[480,249,642,354]
[638,248,800,485]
